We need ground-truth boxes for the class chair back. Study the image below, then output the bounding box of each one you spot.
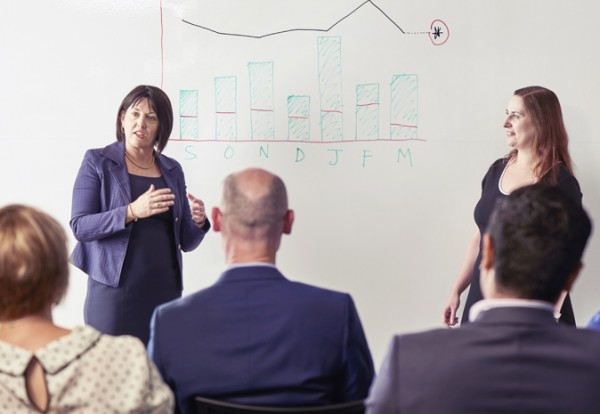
[194,396,365,414]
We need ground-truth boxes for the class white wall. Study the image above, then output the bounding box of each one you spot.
[1,0,599,368]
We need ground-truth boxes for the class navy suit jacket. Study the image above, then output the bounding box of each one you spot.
[70,141,208,287]
[366,306,600,414]
[148,266,375,414]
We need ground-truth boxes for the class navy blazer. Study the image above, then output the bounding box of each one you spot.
[366,306,600,414]
[70,141,208,287]
[148,266,375,414]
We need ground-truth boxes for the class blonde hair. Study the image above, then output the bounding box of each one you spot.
[0,205,69,319]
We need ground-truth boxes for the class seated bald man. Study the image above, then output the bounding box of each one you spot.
[366,184,600,414]
[148,168,374,414]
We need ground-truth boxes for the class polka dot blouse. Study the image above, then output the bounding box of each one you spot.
[0,325,173,413]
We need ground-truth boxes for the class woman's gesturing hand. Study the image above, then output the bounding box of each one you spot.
[187,193,206,225]
[130,184,175,219]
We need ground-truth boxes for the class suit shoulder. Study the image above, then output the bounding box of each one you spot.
[391,327,462,350]
[572,328,600,345]
[288,280,352,300]
[157,152,182,171]
[81,146,104,160]
[284,281,357,314]
[82,141,122,162]
[153,287,211,317]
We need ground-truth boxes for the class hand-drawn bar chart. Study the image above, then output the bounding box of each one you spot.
[356,84,380,140]
[215,76,237,140]
[318,37,344,141]
[390,74,418,140]
[179,90,199,139]
[288,96,310,141]
[176,36,420,142]
[169,0,448,142]
[248,62,275,140]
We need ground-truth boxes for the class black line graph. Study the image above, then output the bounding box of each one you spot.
[166,0,451,144]
[181,0,448,45]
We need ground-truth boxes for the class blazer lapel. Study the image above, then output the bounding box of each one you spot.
[157,155,180,219]
[103,141,132,203]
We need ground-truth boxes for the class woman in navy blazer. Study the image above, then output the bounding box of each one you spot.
[70,85,209,344]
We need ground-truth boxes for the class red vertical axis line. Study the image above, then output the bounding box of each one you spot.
[159,0,165,89]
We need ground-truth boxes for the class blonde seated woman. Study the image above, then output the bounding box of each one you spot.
[0,204,173,413]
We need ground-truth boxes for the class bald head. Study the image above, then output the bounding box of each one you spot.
[221,167,287,226]
[214,169,292,259]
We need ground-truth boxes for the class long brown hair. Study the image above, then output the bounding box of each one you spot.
[507,86,574,184]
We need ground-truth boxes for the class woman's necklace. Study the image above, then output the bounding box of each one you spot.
[125,151,155,170]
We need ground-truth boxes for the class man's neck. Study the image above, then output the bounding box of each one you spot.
[226,251,276,265]
[223,238,277,265]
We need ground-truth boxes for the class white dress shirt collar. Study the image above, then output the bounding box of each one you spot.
[469,298,555,322]
[225,262,277,271]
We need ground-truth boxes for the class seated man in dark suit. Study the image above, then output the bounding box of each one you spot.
[148,167,374,414]
[366,184,600,414]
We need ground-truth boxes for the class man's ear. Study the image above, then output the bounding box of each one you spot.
[211,207,221,232]
[283,210,294,235]
[563,262,583,291]
[480,233,494,271]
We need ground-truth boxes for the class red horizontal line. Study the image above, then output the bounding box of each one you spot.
[390,123,417,128]
[169,137,428,143]
[357,103,380,107]
[216,111,236,115]
[321,109,343,114]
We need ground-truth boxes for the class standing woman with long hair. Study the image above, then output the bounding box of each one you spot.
[71,85,210,344]
[443,86,582,327]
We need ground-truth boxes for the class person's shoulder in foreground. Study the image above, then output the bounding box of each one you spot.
[366,184,598,414]
[79,326,174,412]
[149,167,374,413]
[0,203,173,413]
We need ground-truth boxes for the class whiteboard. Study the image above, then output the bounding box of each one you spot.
[2,0,600,367]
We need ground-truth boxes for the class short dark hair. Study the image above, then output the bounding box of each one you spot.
[486,184,592,302]
[0,205,69,319]
[116,85,173,153]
